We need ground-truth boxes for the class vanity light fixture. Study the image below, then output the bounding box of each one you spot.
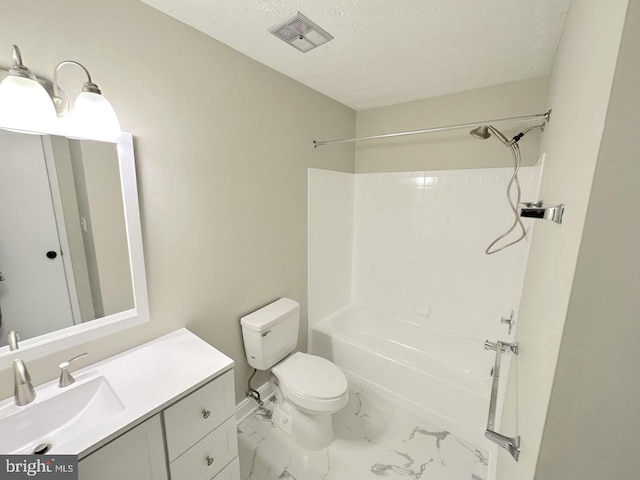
[0,45,57,133]
[52,61,121,139]
[0,44,121,139]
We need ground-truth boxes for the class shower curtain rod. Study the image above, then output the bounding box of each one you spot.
[312,110,551,148]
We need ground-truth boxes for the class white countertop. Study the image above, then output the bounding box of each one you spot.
[0,328,234,458]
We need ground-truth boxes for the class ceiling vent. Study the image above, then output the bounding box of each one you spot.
[269,12,334,53]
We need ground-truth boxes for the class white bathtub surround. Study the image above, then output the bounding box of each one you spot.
[307,166,542,456]
[313,305,490,446]
[238,375,488,480]
[308,166,542,346]
[308,169,354,336]
[352,167,541,342]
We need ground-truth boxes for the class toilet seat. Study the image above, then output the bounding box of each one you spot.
[272,352,348,413]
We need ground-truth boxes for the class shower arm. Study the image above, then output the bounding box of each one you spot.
[313,110,551,148]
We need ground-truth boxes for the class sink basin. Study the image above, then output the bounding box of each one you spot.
[0,376,125,454]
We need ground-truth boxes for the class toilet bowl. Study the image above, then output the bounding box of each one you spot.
[270,352,348,450]
[240,298,349,450]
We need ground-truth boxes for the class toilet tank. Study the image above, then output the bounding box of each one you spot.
[241,298,300,370]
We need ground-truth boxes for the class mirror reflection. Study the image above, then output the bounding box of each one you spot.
[0,130,134,346]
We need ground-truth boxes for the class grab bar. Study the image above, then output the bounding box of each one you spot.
[484,340,520,461]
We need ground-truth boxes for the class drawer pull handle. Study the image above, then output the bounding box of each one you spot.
[202,409,211,419]
[206,456,214,466]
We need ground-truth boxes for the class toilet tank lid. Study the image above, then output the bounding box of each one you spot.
[241,298,300,332]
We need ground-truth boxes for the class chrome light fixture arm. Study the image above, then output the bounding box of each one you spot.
[0,46,67,114]
[7,45,36,80]
[52,60,101,115]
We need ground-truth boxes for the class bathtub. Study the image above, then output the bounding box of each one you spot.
[311,304,493,446]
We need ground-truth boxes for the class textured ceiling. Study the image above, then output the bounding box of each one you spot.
[141,0,570,110]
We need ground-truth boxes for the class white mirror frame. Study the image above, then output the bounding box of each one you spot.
[0,131,149,367]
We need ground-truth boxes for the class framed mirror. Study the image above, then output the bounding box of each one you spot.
[0,129,149,367]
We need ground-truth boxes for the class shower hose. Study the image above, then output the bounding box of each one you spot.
[485,141,527,255]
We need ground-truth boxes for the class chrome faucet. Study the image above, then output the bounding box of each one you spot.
[14,359,36,406]
[7,331,36,406]
[7,330,19,351]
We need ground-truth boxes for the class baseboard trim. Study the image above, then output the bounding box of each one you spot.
[236,381,274,423]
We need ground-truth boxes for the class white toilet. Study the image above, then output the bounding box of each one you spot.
[241,298,348,450]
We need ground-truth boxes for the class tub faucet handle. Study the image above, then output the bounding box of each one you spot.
[501,311,515,335]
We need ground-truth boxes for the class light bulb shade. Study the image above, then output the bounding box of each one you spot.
[71,91,121,139]
[0,75,57,133]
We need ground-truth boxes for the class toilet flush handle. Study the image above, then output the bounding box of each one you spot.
[261,330,271,337]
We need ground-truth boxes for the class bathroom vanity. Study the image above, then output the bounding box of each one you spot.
[0,329,238,480]
[0,55,239,479]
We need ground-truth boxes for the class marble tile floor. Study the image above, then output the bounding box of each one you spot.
[238,385,488,480]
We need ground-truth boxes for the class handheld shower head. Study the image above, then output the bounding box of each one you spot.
[469,125,512,146]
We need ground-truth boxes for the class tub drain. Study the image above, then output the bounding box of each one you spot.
[33,443,52,455]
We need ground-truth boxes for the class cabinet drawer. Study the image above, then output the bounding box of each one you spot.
[164,369,235,461]
[169,416,238,480]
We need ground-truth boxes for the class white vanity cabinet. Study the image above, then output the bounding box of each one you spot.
[164,369,238,480]
[78,369,238,480]
[78,414,168,480]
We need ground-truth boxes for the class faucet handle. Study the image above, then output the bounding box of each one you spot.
[7,331,20,351]
[58,353,88,388]
[500,310,515,335]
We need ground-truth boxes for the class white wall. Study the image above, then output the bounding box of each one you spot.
[355,77,549,173]
[307,169,354,340]
[352,168,540,342]
[0,0,355,402]
[496,1,630,478]
[535,1,640,477]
